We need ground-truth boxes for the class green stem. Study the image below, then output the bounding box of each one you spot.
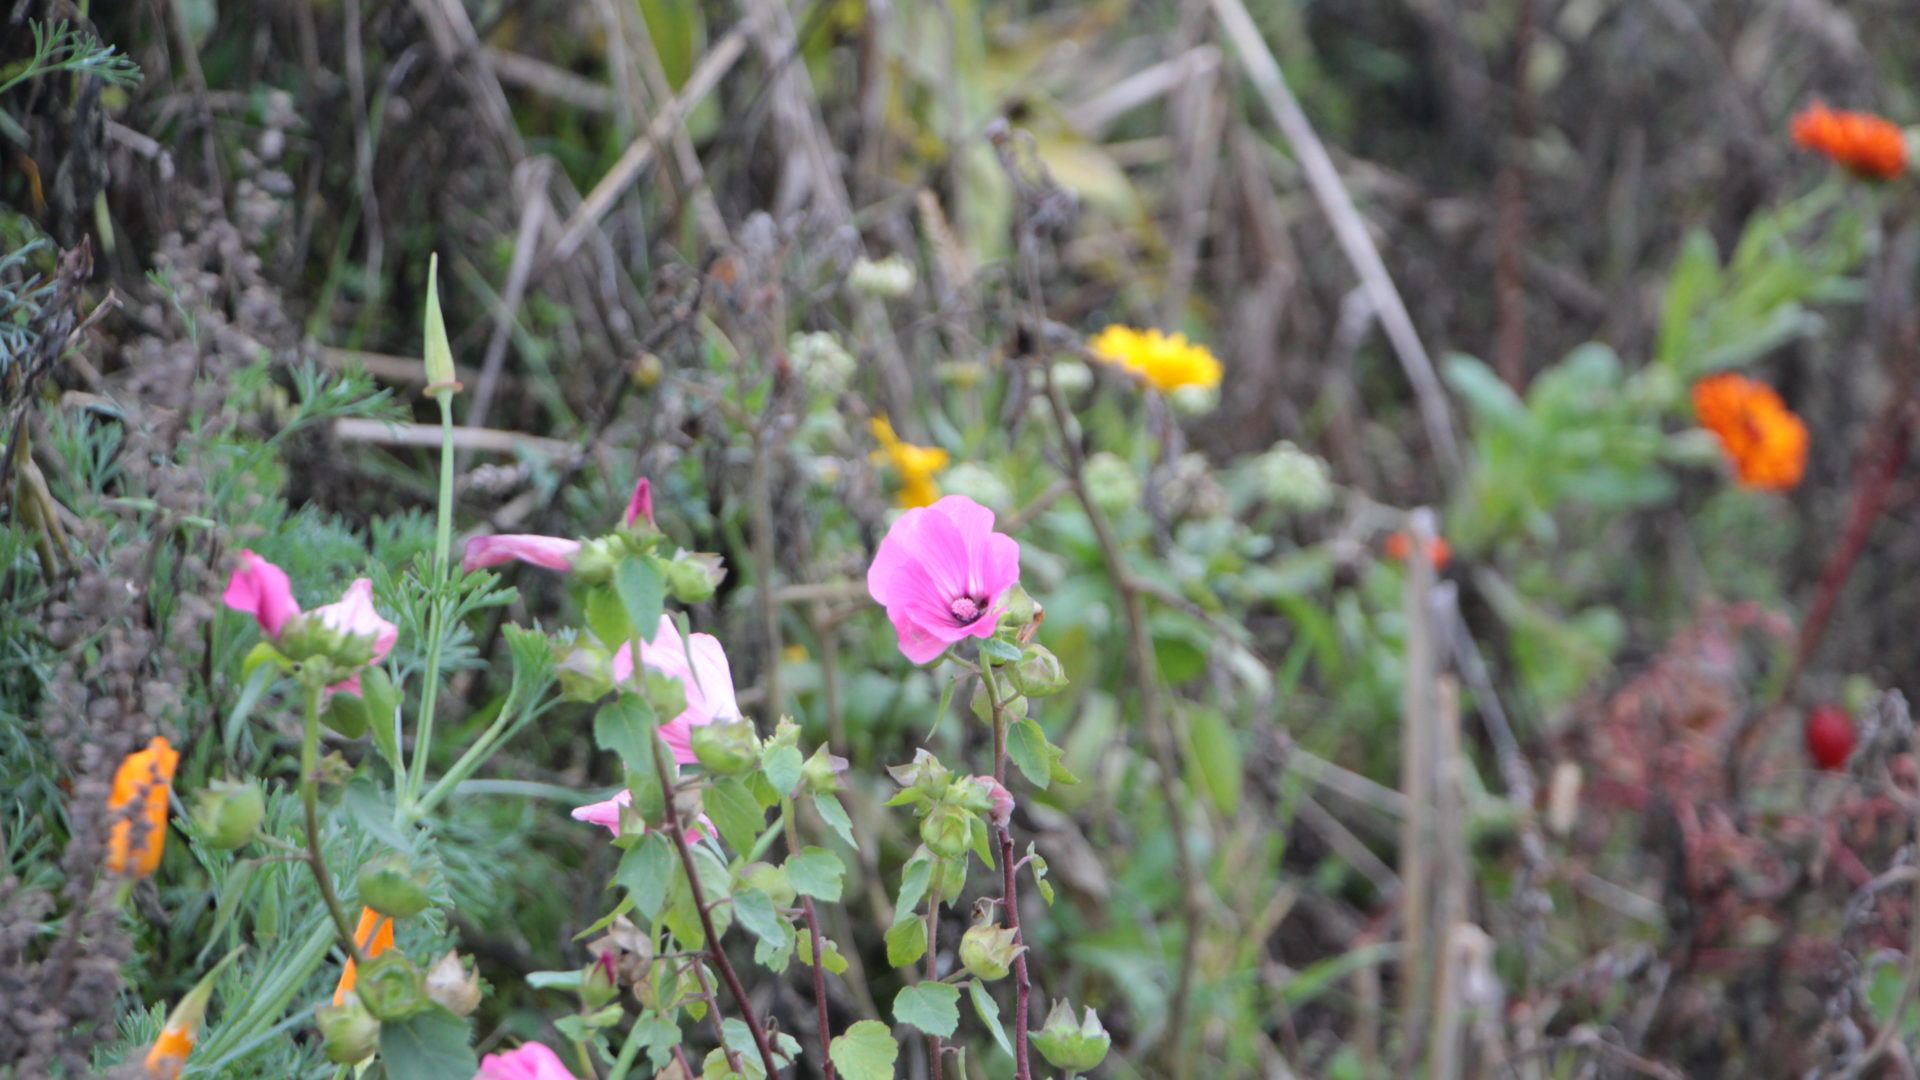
[603,1011,650,1080]
[404,394,460,809]
[303,682,363,963]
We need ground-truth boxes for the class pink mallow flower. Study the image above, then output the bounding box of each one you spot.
[462,478,654,574]
[866,495,1021,664]
[222,552,398,692]
[571,785,712,845]
[610,614,741,765]
[475,1041,576,1080]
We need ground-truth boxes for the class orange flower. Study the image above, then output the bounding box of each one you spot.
[1384,531,1452,570]
[332,907,396,1005]
[107,737,179,878]
[1791,103,1906,180]
[1692,373,1808,491]
[143,1025,193,1080]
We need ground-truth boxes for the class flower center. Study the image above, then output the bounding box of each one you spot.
[949,596,983,625]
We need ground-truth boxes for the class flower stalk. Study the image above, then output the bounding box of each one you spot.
[982,657,1034,1080]
[302,681,364,965]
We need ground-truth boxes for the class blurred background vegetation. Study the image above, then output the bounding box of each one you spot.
[6,0,1920,1076]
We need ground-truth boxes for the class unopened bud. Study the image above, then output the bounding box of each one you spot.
[1030,999,1111,1072]
[555,640,615,703]
[1008,645,1068,698]
[692,718,761,776]
[356,853,432,919]
[934,856,968,905]
[664,551,726,604]
[801,744,848,795]
[580,949,621,1011]
[322,688,371,738]
[921,804,971,860]
[959,921,1024,982]
[192,778,265,850]
[355,952,430,1022]
[315,996,380,1064]
[425,950,481,1016]
[887,749,951,800]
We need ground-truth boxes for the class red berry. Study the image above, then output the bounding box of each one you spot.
[1805,706,1856,771]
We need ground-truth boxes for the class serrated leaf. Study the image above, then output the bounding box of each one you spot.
[762,744,804,797]
[830,1020,898,1080]
[968,980,1013,1057]
[785,847,844,902]
[885,918,927,968]
[615,557,666,641]
[706,778,766,855]
[377,1005,477,1080]
[893,981,960,1039]
[813,793,858,850]
[1006,718,1055,790]
[616,832,674,920]
[595,692,660,778]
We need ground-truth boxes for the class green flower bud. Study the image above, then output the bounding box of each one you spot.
[1008,645,1069,698]
[741,862,797,907]
[355,952,430,1022]
[580,950,621,1012]
[421,253,459,399]
[959,921,1024,982]
[277,613,379,670]
[998,585,1037,630]
[315,995,380,1064]
[317,751,355,787]
[692,718,762,776]
[570,537,623,586]
[1083,452,1140,516]
[1030,999,1111,1072]
[192,778,265,850]
[801,744,848,795]
[921,804,972,860]
[555,639,615,703]
[933,856,968,905]
[356,853,433,919]
[664,550,726,604]
[971,681,1027,723]
[424,950,481,1017]
[887,749,951,800]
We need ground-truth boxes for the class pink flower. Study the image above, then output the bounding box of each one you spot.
[462,534,583,574]
[968,775,1016,828]
[474,1041,575,1080]
[866,495,1021,664]
[610,615,740,765]
[462,478,651,574]
[223,551,300,639]
[309,579,400,664]
[570,787,711,844]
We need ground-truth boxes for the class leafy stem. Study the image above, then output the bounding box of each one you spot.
[403,393,459,812]
[301,680,363,964]
[782,795,838,1080]
[981,655,1034,1080]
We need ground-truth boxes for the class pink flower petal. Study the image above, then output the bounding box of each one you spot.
[624,478,654,529]
[310,579,400,664]
[461,534,583,574]
[222,550,301,640]
[608,616,737,765]
[571,790,630,835]
[475,1040,577,1080]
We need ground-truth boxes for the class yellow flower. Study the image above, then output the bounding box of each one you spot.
[1088,325,1222,394]
[870,416,949,508]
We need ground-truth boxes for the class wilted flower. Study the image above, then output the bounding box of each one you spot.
[959,920,1025,981]
[1252,441,1334,512]
[867,496,1021,664]
[462,478,654,574]
[1692,373,1808,491]
[848,253,916,298]
[870,416,949,509]
[1088,325,1222,393]
[477,1041,579,1080]
[108,736,178,878]
[424,950,481,1016]
[333,907,395,1006]
[1791,102,1906,180]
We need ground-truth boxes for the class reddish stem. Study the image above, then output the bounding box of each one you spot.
[801,896,836,1080]
[990,686,1034,1080]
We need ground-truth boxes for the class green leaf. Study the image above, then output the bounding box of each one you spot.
[632,1012,682,1071]
[360,666,402,772]
[892,854,933,925]
[829,1020,898,1080]
[585,586,632,654]
[377,1005,477,1080]
[885,918,927,968]
[595,692,660,777]
[978,636,1022,664]
[706,778,767,855]
[969,979,1014,1057]
[732,888,793,955]
[1026,844,1055,905]
[893,981,960,1039]
[617,832,674,920]
[615,557,666,641]
[797,931,850,974]
[762,744,804,797]
[813,793,858,850]
[1184,706,1242,816]
[785,847,845,902]
[1006,718,1056,790]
